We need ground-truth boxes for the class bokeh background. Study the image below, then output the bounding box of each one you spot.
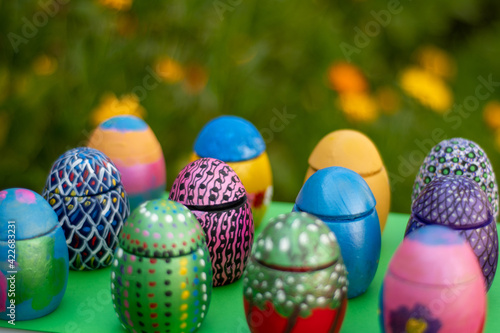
[2,0,500,213]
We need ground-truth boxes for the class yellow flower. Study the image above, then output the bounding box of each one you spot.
[338,92,378,123]
[98,0,132,11]
[400,67,452,113]
[406,318,427,333]
[328,62,368,94]
[33,55,58,76]
[483,100,500,130]
[416,46,456,80]
[155,57,184,84]
[183,64,209,95]
[91,93,146,126]
[375,86,401,115]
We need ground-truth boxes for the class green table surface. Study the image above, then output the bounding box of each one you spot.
[1,202,499,333]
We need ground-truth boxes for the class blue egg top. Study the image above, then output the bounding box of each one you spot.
[295,166,376,219]
[100,115,148,132]
[43,147,122,197]
[0,188,60,241]
[407,225,464,246]
[193,116,266,162]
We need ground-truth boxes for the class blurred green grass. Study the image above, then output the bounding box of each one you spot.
[1,0,500,213]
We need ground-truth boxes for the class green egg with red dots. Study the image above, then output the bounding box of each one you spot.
[110,199,213,333]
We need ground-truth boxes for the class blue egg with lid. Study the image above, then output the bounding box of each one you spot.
[293,166,381,298]
[0,188,69,320]
[42,147,130,271]
[190,115,273,229]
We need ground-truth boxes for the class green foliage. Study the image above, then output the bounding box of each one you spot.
[1,0,500,213]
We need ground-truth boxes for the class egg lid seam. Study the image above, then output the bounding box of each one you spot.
[294,205,376,222]
[387,268,481,287]
[412,212,494,230]
[182,195,247,213]
[308,165,384,178]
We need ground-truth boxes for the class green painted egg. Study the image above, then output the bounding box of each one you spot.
[110,199,213,333]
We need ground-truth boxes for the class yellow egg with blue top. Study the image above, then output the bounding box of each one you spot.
[190,116,273,229]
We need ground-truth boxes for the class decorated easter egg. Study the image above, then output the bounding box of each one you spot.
[190,115,272,229]
[243,212,348,333]
[406,176,498,290]
[413,137,498,220]
[380,225,486,332]
[0,188,69,320]
[111,199,212,333]
[88,115,166,210]
[169,157,254,286]
[42,147,130,270]
[305,129,390,232]
[294,166,381,298]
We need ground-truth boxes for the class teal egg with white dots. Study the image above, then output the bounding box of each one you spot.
[110,199,213,333]
[413,138,499,220]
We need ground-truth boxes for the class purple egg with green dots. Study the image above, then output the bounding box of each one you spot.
[0,188,69,321]
[42,147,130,271]
[412,137,499,220]
[111,199,212,333]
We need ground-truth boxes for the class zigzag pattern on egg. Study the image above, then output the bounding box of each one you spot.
[193,203,253,286]
[169,158,246,206]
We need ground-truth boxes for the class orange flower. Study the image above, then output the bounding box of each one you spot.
[483,101,500,130]
[416,46,456,80]
[376,86,401,115]
[155,57,184,84]
[338,92,378,123]
[328,62,368,93]
[91,93,146,126]
[98,0,132,11]
[33,55,58,76]
[183,64,208,95]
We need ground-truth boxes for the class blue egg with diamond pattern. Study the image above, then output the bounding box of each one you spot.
[42,147,130,270]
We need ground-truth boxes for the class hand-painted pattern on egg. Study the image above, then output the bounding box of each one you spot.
[169,158,254,286]
[412,137,499,220]
[406,176,498,290]
[111,199,212,333]
[243,213,348,333]
[191,115,272,229]
[43,147,130,270]
[88,115,166,210]
[0,188,69,320]
[381,225,486,333]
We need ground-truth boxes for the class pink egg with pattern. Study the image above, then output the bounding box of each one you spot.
[380,225,486,333]
[169,158,254,286]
